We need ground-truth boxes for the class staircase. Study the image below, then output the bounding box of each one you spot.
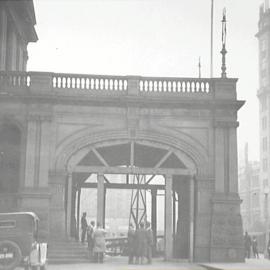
[48,239,90,264]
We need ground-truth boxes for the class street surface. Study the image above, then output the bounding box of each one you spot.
[47,257,203,270]
[16,256,270,270]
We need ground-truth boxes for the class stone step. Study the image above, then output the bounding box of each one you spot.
[48,239,90,264]
[48,258,90,264]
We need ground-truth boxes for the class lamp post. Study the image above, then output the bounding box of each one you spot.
[264,186,270,258]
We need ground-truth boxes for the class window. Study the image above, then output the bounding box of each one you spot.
[263,137,268,152]
[262,57,268,69]
[263,178,268,188]
[261,98,267,111]
[252,176,259,187]
[261,50,267,59]
[261,69,268,78]
[261,38,267,52]
[262,77,268,87]
[262,116,267,130]
[263,158,268,171]
[252,193,259,208]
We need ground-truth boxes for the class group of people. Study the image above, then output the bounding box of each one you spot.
[81,212,106,263]
[244,232,260,259]
[81,212,154,264]
[243,231,270,260]
[127,221,154,265]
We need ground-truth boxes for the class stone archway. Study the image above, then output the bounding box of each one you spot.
[52,130,207,261]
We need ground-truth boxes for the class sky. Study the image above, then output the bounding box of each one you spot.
[28,0,263,163]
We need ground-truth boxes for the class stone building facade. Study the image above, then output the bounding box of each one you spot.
[0,0,37,71]
[257,0,270,230]
[0,0,245,263]
[239,144,261,232]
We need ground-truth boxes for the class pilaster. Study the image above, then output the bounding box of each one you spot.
[49,170,67,239]
[165,174,173,260]
[24,115,39,187]
[210,193,244,262]
[39,115,52,187]
[0,8,7,71]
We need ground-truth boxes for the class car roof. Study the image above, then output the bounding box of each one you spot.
[0,212,39,221]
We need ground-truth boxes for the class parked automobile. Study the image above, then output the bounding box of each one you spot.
[0,212,47,270]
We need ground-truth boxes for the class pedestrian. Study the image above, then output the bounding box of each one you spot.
[135,222,147,264]
[244,231,251,258]
[127,223,136,264]
[87,221,95,260]
[252,236,259,258]
[81,212,88,243]
[145,221,154,264]
[93,222,106,263]
[267,237,270,259]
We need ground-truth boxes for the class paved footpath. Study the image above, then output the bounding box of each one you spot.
[201,258,270,270]
[17,256,270,270]
[45,257,204,270]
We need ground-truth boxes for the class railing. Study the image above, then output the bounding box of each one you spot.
[0,71,30,88]
[52,73,128,91]
[0,71,236,100]
[139,77,211,94]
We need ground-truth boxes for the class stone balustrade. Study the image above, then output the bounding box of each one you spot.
[0,71,237,100]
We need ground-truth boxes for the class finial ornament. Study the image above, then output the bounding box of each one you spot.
[221,8,227,78]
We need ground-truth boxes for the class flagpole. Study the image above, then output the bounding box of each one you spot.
[210,0,214,78]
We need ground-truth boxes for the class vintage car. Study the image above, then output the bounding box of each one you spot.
[0,212,47,270]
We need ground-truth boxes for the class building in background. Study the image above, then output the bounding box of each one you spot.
[239,144,262,232]
[256,0,270,233]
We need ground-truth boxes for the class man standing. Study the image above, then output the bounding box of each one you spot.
[87,221,95,260]
[244,231,251,258]
[127,223,136,264]
[145,221,153,264]
[81,212,88,243]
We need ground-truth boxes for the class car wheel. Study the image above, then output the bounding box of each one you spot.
[0,240,22,270]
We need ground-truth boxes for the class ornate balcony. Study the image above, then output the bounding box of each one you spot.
[0,71,238,102]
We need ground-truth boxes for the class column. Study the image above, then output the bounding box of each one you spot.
[151,189,157,254]
[70,184,76,238]
[103,187,106,229]
[6,24,17,71]
[165,174,173,260]
[97,173,105,227]
[16,39,23,71]
[76,188,81,241]
[0,8,7,70]
[229,127,238,193]
[38,116,52,187]
[66,174,73,236]
[24,116,38,188]
[189,177,195,262]
[214,127,225,192]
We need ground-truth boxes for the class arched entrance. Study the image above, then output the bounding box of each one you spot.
[64,139,197,261]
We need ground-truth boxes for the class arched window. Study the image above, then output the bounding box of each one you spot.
[0,123,21,193]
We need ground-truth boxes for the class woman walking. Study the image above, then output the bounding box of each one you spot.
[93,222,106,263]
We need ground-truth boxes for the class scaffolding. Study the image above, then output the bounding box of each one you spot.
[128,174,147,228]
